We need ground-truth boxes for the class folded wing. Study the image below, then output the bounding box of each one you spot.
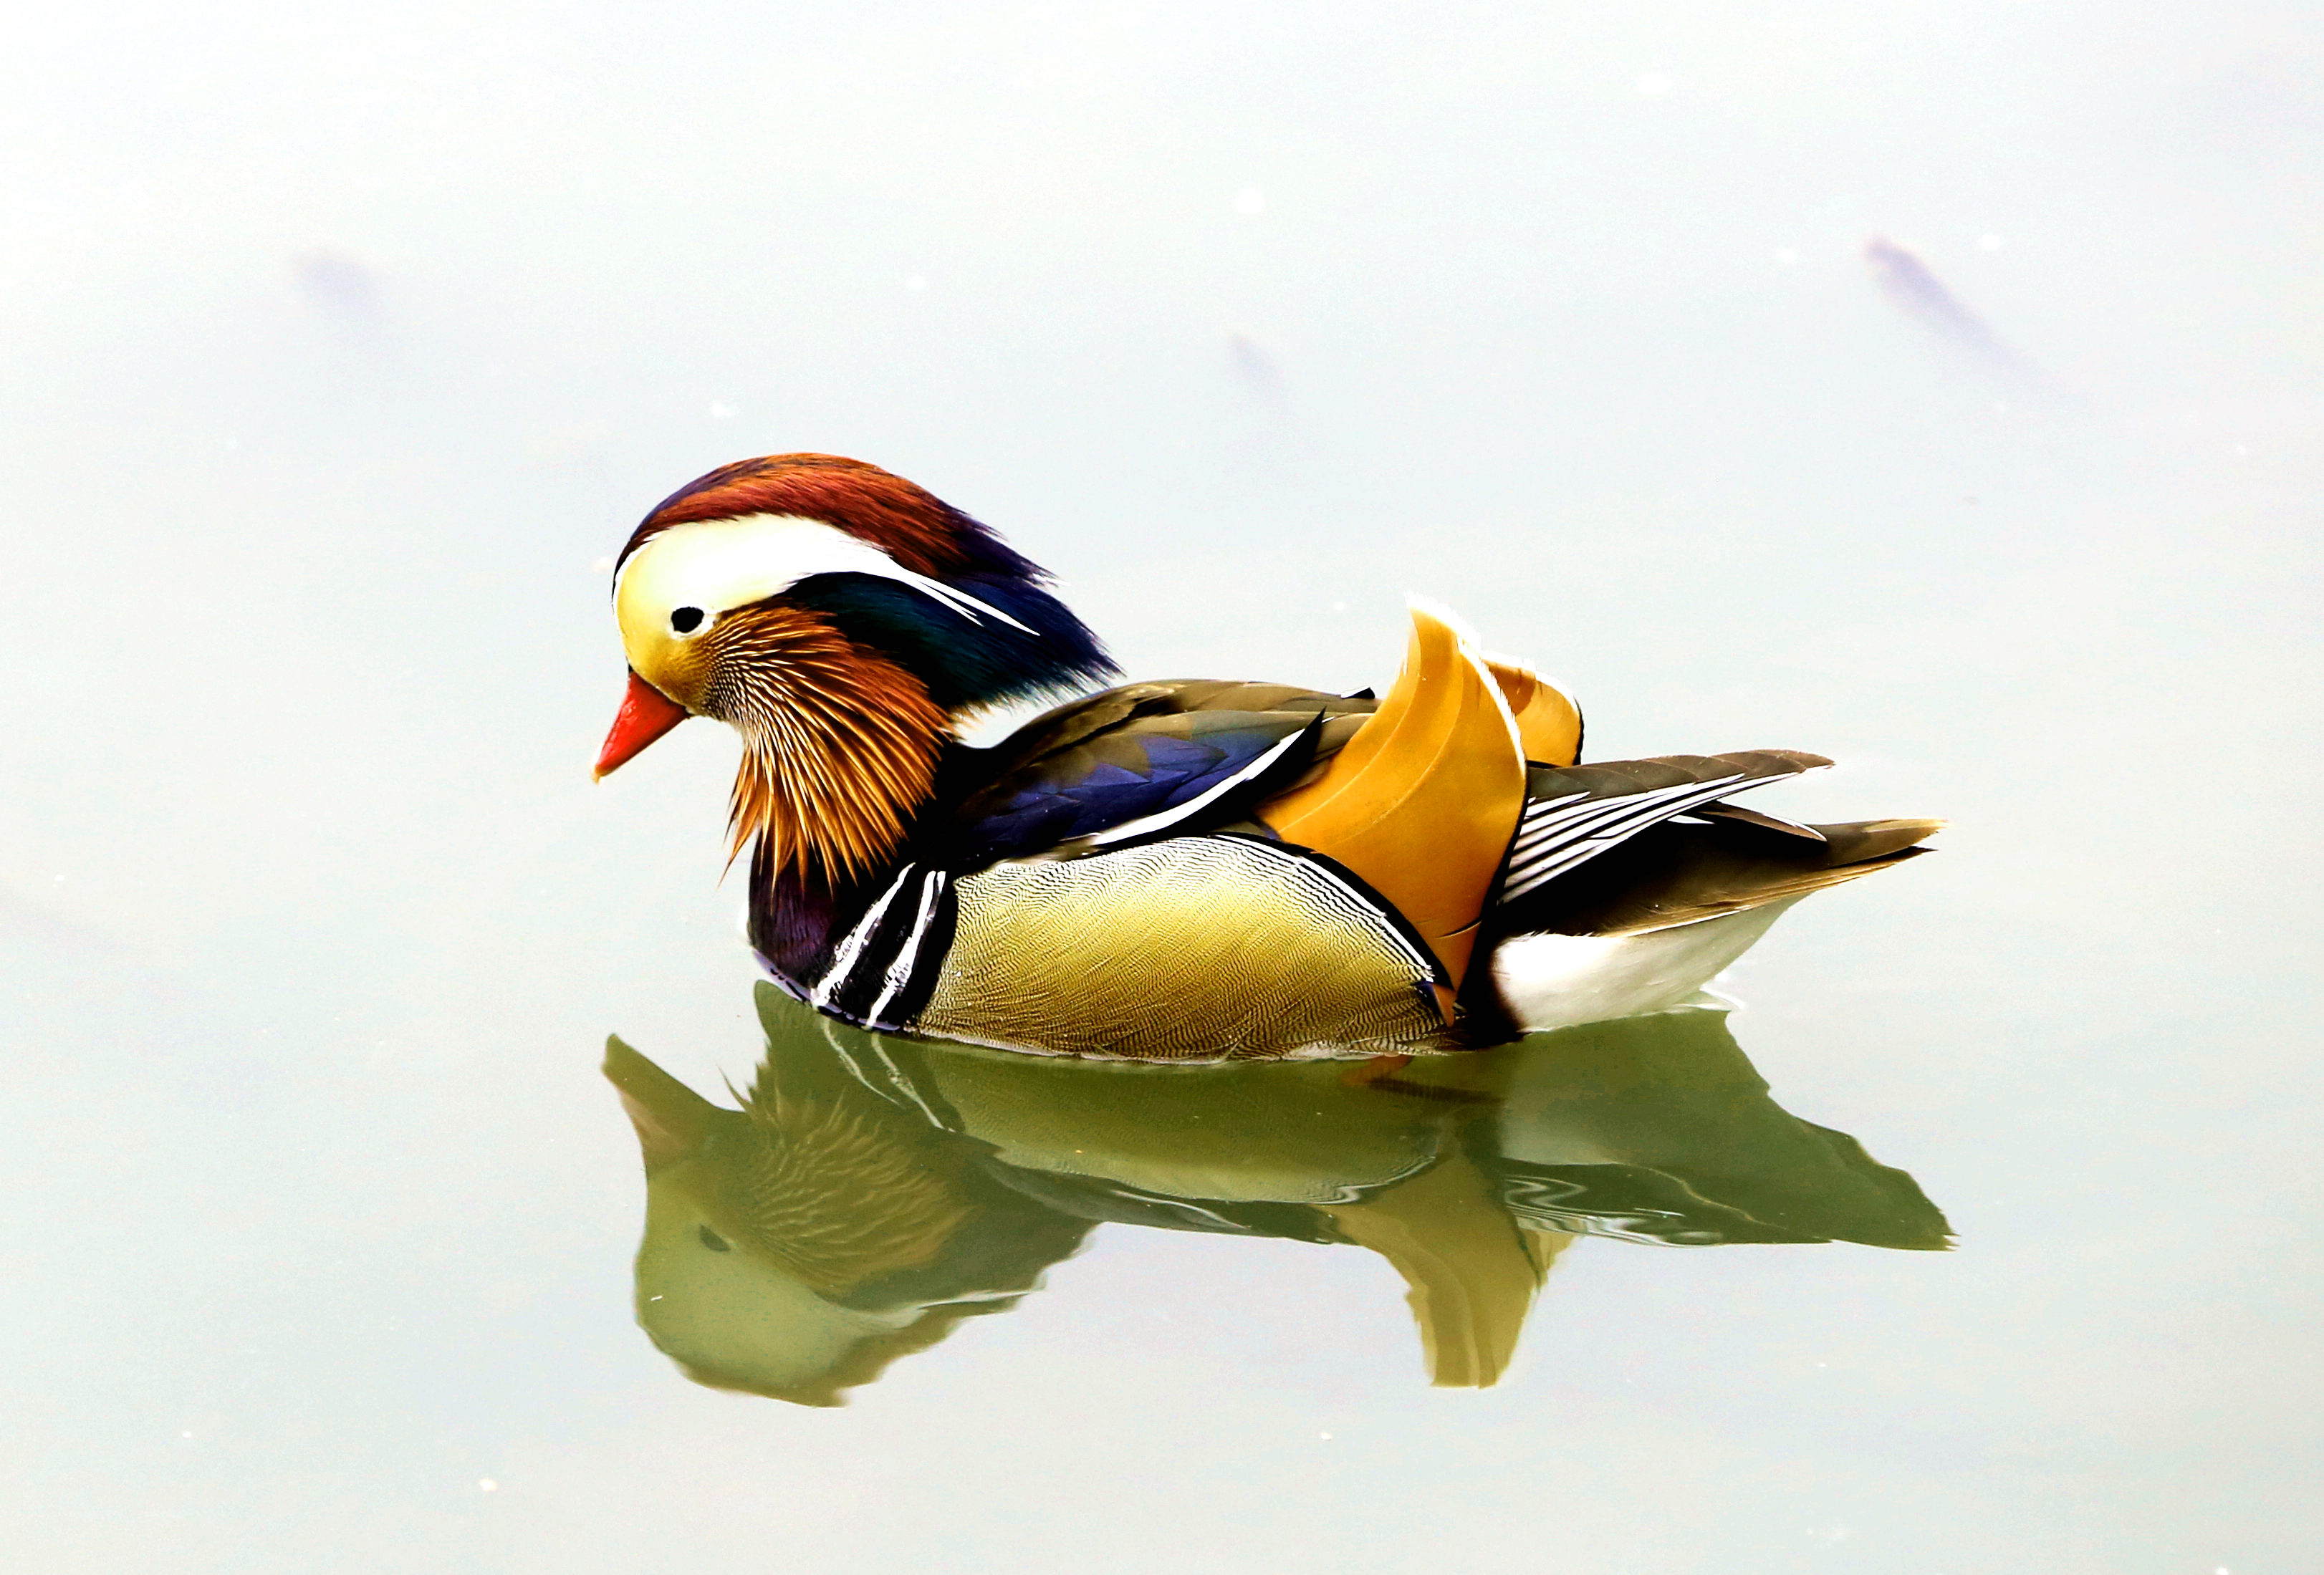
[1500,751,1835,905]
[942,682,1376,866]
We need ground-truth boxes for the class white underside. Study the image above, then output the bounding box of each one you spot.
[1491,898,1804,1034]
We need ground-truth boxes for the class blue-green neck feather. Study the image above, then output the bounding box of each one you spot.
[786,571,1116,713]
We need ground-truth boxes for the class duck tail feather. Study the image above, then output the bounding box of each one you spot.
[1813,817,1947,864]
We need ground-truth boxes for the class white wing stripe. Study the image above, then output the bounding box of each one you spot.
[1507,792,1593,849]
[1500,774,1753,902]
[1497,776,1747,901]
[1506,785,1747,869]
[1510,784,1708,849]
[1510,776,1745,858]
[1083,727,1313,848]
[1506,781,1743,883]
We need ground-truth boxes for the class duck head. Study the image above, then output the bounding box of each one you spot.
[594,454,1114,879]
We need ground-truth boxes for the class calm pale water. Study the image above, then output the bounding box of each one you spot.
[4,4,2318,1571]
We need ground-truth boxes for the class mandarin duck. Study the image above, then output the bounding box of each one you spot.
[605,983,1948,1403]
[595,454,1939,1061]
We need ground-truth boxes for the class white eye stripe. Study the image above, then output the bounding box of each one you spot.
[615,513,1036,635]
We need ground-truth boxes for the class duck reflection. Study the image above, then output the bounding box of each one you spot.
[605,984,1949,1405]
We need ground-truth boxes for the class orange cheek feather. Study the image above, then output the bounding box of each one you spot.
[595,670,692,779]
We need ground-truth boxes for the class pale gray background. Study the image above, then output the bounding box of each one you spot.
[2,2,2318,1570]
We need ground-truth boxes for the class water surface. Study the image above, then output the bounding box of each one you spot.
[3,2,2318,1570]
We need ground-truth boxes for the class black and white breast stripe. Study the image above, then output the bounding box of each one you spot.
[811,864,957,1029]
[810,866,916,1011]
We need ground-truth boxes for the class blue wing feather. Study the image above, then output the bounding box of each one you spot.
[946,719,1306,864]
[936,681,1378,868]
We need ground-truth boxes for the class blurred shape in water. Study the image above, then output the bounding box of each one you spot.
[291,249,384,324]
[1226,331,1287,409]
[1223,330,1294,476]
[606,983,1950,1405]
[1863,235,2030,375]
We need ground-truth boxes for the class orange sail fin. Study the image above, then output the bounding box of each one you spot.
[1483,658,1583,766]
[1259,602,1527,989]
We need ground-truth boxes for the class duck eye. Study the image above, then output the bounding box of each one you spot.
[670,606,706,635]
